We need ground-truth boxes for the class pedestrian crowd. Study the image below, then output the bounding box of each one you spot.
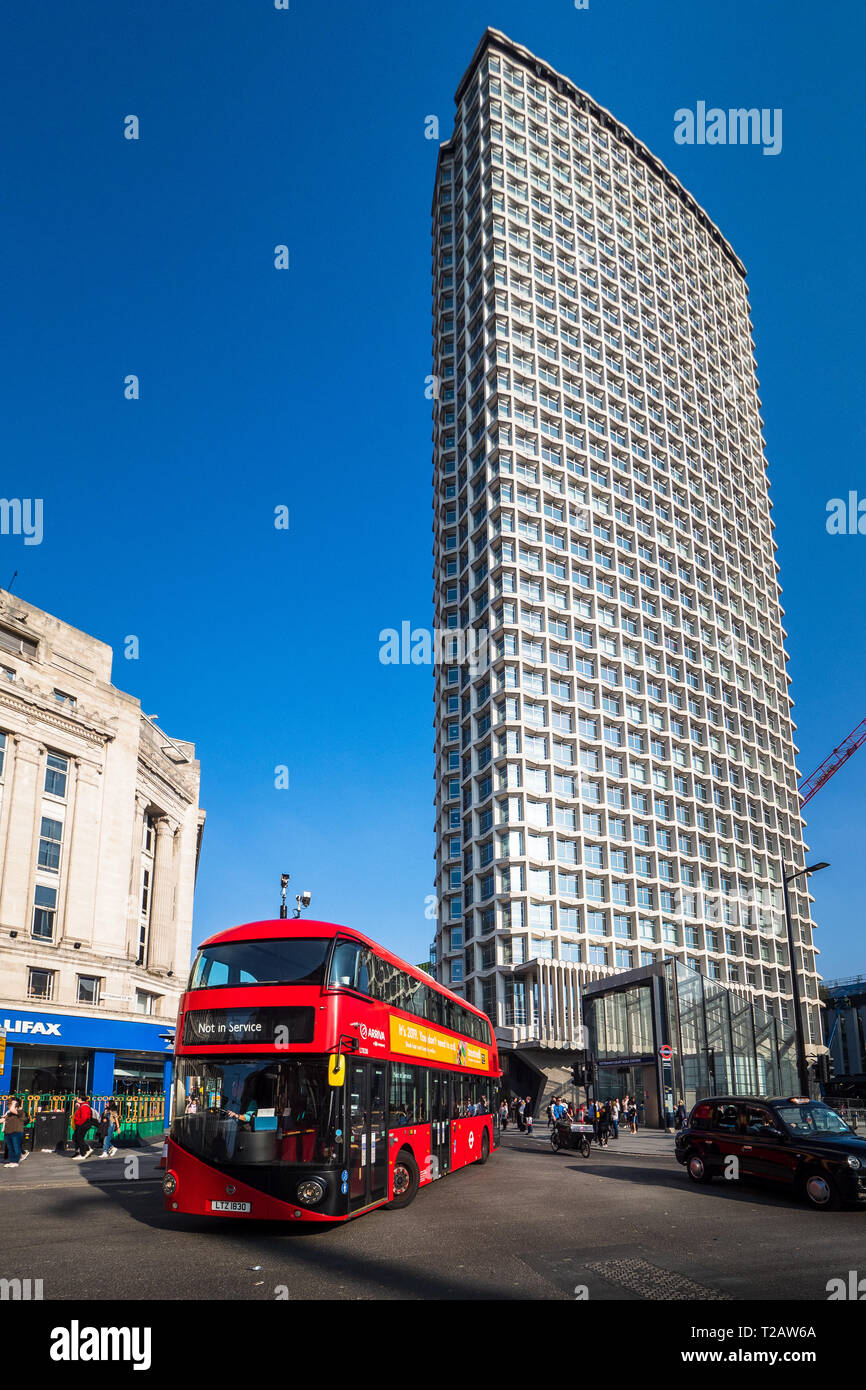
[498,1094,536,1134]
[1,1095,122,1167]
[498,1092,643,1142]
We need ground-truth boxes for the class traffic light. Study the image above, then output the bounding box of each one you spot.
[814,1054,836,1088]
[572,1066,587,1088]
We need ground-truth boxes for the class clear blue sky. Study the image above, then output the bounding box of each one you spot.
[1,1,863,978]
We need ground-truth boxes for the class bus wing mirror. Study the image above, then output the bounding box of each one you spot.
[328,1055,346,1087]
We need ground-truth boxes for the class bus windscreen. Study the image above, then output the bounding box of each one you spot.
[188,939,330,990]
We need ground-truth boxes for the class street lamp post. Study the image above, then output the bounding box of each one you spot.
[781,861,829,1096]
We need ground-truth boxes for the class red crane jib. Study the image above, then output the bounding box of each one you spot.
[798,717,866,807]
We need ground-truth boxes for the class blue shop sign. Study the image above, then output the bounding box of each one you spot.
[0,1008,175,1053]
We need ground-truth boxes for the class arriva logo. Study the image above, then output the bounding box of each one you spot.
[358,1023,386,1044]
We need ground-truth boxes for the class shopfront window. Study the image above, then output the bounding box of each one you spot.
[172,1058,341,1166]
[114,1057,166,1095]
[11,1047,90,1095]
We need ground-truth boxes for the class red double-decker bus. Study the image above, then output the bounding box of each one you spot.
[163,919,500,1222]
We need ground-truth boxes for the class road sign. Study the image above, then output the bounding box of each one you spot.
[658,1043,672,1061]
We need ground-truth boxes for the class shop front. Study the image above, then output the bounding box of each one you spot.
[0,1006,174,1104]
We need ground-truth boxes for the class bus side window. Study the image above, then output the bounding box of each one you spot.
[356,948,376,996]
[426,990,442,1027]
[452,1073,463,1117]
[331,940,359,989]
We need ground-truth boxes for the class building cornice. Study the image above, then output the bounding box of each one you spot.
[136,746,198,809]
[0,686,113,748]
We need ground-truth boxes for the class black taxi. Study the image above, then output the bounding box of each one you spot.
[674,1095,866,1210]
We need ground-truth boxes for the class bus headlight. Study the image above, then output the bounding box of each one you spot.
[846,1155,861,1170]
[295,1178,326,1206]
[162,1172,178,1196]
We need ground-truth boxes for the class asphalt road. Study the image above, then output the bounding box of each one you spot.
[2,1130,863,1301]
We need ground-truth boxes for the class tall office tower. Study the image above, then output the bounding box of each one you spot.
[431,30,821,1098]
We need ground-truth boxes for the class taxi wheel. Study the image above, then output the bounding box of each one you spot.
[477,1130,490,1165]
[686,1151,713,1184]
[801,1168,841,1211]
[387,1151,419,1210]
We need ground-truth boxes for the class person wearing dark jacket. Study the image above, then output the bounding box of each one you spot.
[523,1095,534,1136]
[597,1101,611,1146]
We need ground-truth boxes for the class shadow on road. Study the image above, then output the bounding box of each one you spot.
[45,1167,532,1300]
[557,1158,866,1214]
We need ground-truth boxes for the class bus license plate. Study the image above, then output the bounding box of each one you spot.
[210,1200,251,1212]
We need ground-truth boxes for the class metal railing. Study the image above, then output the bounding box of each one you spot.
[6,1092,165,1141]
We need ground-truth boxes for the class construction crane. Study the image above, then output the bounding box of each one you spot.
[799,717,866,808]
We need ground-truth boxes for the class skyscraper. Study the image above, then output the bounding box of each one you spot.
[430,30,821,1098]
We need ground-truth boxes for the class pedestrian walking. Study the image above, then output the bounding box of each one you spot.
[675,1099,687,1131]
[71,1095,94,1160]
[499,1099,509,1132]
[610,1098,620,1139]
[597,1101,610,1147]
[98,1099,120,1158]
[523,1094,534,1136]
[517,1098,526,1132]
[2,1098,27,1167]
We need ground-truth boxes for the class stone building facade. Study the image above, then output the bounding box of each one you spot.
[0,592,204,1097]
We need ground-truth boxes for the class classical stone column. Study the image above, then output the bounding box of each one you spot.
[0,736,42,929]
[125,794,149,961]
[147,816,177,973]
[61,759,103,947]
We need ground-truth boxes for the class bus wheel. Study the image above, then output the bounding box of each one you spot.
[388,1150,420,1209]
[477,1130,490,1165]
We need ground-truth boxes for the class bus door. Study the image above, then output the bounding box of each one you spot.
[430,1071,451,1179]
[348,1060,388,1212]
